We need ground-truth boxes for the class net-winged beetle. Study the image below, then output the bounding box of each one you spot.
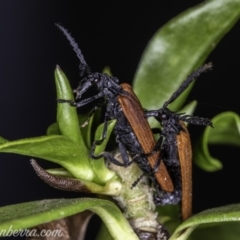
[55,24,175,196]
[118,83,175,195]
[145,63,213,220]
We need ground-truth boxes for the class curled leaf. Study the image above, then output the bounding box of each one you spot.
[194,111,240,171]
[170,203,240,240]
[30,159,121,196]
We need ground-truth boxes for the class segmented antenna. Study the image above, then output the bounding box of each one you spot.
[163,62,213,108]
[55,23,91,76]
[179,114,213,127]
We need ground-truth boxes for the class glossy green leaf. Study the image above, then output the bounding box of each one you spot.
[46,167,73,177]
[31,160,121,196]
[102,66,112,76]
[179,101,197,117]
[96,223,114,240]
[80,108,103,149]
[191,222,240,240]
[170,204,240,240]
[206,112,240,146]
[93,120,116,156]
[0,135,96,182]
[47,113,95,149]
[194,111,240,171]
[157,205,181,234]
[55,66,86,150]
[91,120,117,183]
[133,0,240,119]
[0,198,138,240]
[46,122,60,135]
[0,136,8,144]
[43,168,121,196]
[78,113,94,149]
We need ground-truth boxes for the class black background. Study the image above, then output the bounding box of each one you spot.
[0,1,239,239]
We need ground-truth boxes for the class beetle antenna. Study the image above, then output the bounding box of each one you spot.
[163,62,213,108]
[55,23,91,76]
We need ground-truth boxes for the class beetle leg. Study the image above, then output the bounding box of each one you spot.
[90,134,134,167]
[117,140,134,166]
[90,150,133,167]
[131,173,145,188]
[57,99,76,106]
[57,92,104,110]
[101,152,128,166]
[75,92,104,108]
[81,100,104,127]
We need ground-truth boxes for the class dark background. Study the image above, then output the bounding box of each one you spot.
[0,1,239,238]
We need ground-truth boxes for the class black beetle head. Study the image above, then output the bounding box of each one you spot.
[73,72,100,99]
[156,108,172,121]
[74,72,119,99]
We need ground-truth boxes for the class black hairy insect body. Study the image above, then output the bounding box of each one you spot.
[56,24,175,197]
[145,63,213,220]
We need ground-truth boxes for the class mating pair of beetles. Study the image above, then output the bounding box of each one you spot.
[56,24,213,221]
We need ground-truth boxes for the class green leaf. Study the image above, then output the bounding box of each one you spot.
[46,123,60,135]
[157,205,181,234]
[78,113,94,149]
[31,160,122,195]
[0,135,96,182]
[191,222,240,240]
[207,112,240,146]
[133,0,240,119]
[0,136,8,144]
[93,120,117,156]
[91,120,117,183]
[0,198,139,240]
[194,111,240,171]
[46,112,93,148]
[179,101,197,117]
[29,158,121,195]
[96,223,114,240]
[169,204,240,240]
[46,167,73,177]
[55,66,86,149]
[102,66,112,76]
